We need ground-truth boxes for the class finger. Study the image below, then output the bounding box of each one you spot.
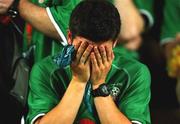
[75,42,87,63]
[90,52,98,69]
[99,45,107,63]
[85,55,90,65]
[80,44,93,64]
[104,45,112,62]
[73,41,82,50]
[111,52,115,60]
[94,46,103,66]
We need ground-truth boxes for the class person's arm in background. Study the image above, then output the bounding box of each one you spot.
[160,0,180,78]
[18,0,60,40]
[19,0,81,45]
[0,0,59,39]
[160,0,180,105]
[160,0,180,59]
[114,0,154,51]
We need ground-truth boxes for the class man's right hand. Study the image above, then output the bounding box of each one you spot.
[0,0,14,14]
[71,41,93,83]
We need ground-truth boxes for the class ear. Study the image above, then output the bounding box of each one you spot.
[67,30,73,45]
[113,40,117,48]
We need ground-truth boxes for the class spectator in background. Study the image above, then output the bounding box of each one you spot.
[114,0,154,59]
[160,0,180,105]
[26,1,151,124]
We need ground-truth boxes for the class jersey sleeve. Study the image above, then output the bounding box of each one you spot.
[160,0,180,45]
[46,0,81,46]
[26,62,59,124]
[118,64,151,124]
[134,0,154,28]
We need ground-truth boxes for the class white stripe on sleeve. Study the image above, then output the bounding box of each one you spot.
[46,7,68,46]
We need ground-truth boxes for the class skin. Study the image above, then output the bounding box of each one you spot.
[0,0,14,14]
[18,0,60,40]
[34,31,131,124]
[0,0,59,39]
[114,0,144,51]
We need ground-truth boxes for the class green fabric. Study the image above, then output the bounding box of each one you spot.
[114,44,140,60]
[160,0,180,42]
[134,0,154,28]
[49,0,82,38]
[134,0,154,15]
[26,50,151,124]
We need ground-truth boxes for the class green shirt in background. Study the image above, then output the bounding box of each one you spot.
[160,0,180,44]
[134,0,154,28]
[26,50,151,124]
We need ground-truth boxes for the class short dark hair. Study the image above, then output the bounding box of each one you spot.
[69,0,121,42]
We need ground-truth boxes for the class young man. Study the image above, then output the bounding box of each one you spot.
[26,0,151,124]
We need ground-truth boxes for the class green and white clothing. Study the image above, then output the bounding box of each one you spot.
[134,0,154,28]
[24,0,82,62]
[118,0,154,60]
[160,0,180,44]
[26,49,151,124]
[23,0,154,62]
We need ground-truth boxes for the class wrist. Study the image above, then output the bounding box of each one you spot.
[92,84,101,90]
[92,80,105,90]
[18,0,25,10]
[71,81,87,90]
[71,76,88,84]
[92,83,110,97]
[18,0,29,16]
[8,0,20,18]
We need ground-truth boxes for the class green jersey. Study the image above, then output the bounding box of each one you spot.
[26,50,151,124]
[160,0,180,44]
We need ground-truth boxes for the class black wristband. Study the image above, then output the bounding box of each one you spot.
[92,83,110,97]
[8,0,20,18]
